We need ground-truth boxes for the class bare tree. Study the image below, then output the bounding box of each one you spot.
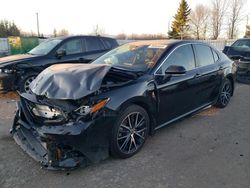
[189,4,209,39]
[227,0,246,39]
[57,29,69,36]
[53,28,57,37]
[92,24,105,36]
[210,0,229,39]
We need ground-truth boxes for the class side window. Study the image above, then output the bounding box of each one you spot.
[212,49,219,62]
[102,38,118,49]
[58,39,83,55]
[194,44,215,67]
[161,44,195,74]
[85,37,105,52]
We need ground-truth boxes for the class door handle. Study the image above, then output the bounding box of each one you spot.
[79,57,90,63]
[194,73,202,78]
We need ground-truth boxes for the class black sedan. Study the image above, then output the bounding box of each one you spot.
[0,35,118,93]
[11,40,236,169]
[223,38,250,84]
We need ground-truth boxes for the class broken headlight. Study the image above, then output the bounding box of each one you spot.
[0,68,14,74]
[74,98,110,116]
[32,104,62,119]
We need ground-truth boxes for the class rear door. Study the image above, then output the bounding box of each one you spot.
[192,44,222,106]
[55,37,86,63]
[82,37,108,61]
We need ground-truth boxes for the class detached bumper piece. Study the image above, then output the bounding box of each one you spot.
[11,99,90,170]
[12,124,86,170]
[236,62,250,84]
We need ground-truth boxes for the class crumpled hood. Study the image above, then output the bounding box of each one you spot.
[0,54,41,67]
[226,47,250,61]
[30,64,112,100]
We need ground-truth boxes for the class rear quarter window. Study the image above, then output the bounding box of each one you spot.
[212,49,219,62]
[102,38,118,49]
[85,37,105,52]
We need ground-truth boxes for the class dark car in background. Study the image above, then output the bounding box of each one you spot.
[0,35,118,92]
[223,38,250,84]
[12,40,236,170]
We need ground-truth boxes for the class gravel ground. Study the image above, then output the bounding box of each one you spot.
[0,83,250,188]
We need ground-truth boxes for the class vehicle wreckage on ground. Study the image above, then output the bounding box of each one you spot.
[223,38,250,84]
[11,40,236,170]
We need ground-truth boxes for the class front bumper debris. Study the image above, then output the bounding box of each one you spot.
[236,62,250,84]
[11,97,115,170]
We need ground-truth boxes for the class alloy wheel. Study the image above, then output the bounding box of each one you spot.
[220,82,232,106]
[117,112,147,154]
[24,76,36,93]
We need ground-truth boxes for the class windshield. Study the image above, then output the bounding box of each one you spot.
[29,39,62,55]
[92,43,167,72]
[232,40,250,49]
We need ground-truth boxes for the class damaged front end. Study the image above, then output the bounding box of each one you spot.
[11,64,139,170]
[236,61,250,84]
[11,93,116,170]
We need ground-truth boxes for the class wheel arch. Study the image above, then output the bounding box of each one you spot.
[117,97,157,135]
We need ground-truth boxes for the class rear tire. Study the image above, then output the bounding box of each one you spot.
[19,73,37,93]
[110,105,150,159]
[215,78,232,108]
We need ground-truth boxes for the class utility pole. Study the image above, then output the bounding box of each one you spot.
[36,12,40,37]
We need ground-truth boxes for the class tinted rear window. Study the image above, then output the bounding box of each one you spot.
[194,44,214,67]
[102,38,118,49]
[85,37,105,52]
[212,49,219,62]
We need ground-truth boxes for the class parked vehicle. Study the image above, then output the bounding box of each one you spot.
[11,40,236,170]
[0,35,118,93]
[223,38,250,84]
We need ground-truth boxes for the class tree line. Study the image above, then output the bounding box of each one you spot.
[168,0,250,39]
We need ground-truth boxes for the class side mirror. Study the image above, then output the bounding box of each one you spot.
[56,49,66,58]
[165,65,186,75]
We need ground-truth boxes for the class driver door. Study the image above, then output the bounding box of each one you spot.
[155,44,201,126]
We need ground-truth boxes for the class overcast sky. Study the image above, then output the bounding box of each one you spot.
[0,0,249,37]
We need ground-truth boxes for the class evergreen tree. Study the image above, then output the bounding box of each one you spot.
[245,25,250,38]
[168,0,191,39]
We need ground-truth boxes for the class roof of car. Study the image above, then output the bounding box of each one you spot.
[125,40,209,46]
[235,38,250,41]
[53,35,115,40]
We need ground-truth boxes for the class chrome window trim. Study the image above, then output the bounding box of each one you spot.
[153,42,216,76]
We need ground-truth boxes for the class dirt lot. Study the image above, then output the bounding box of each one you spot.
[0,83,250,188]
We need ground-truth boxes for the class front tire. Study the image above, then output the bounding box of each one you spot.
[19,73,37,93]
[110,105,150,158]
[215,78,233,108]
